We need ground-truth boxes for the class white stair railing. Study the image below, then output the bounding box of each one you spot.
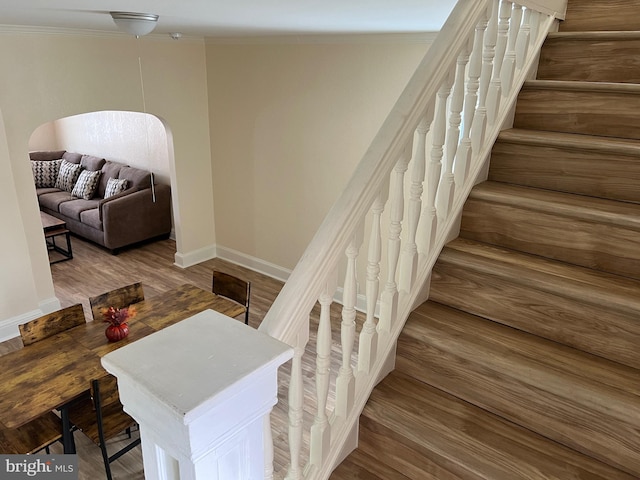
[259,1,567,479]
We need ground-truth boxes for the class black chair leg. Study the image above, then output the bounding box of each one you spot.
[100,443,112,480]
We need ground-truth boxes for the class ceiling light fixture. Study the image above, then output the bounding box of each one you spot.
[110,11,159,37]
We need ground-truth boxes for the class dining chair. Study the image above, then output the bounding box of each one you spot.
[0,414,63,454]
[19,303,86,346]
[89,282,145,322]
[211,270,251,325]
[67,374,140,480]
[14,303,86,454]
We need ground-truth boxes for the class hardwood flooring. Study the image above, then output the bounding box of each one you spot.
[0,235,287,478]
[3,235,354,479]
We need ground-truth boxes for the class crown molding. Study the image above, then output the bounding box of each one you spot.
[0,24,203,42]
[205,31,438,45]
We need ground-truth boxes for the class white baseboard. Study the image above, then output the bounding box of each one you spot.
[0,295,61,342]
[174,244,217,268]
[215,245,291,282]
[177,245,378,314]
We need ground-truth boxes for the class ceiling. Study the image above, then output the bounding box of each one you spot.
[0,1,456,38]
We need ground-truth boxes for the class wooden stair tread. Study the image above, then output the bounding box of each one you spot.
[468,181,640,231]
[561,1,640,32]
[439,237,640,316]
[430,238,640,369]
[398,303,640,474]
[548,30,640,40]
[538,32,640,83]
[362,371,635,480]
[497,128,640,156]
[522,79,640,94]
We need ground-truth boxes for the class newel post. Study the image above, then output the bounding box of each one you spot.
[102,310,293,480]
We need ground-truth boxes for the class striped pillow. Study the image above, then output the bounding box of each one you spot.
[55,160,84,193]
[31,160,63,188]
[71,170,102,200]
[104,177,128,198]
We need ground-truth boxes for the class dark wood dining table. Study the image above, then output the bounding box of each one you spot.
[0,283,246,453]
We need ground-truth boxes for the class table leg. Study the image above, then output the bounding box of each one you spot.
[59,405,76,454]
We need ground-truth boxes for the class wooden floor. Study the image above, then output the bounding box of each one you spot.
[0,235,289,479]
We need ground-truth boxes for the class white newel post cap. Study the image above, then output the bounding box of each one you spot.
[101,309,293,479]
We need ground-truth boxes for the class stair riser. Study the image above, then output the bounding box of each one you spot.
[561,0,640,32]
[489,141,640,203]
[397,314,640,475]
[514,87,640,139]
[538,37,640,83]
[430,260,640,369]
[460,198,640,280]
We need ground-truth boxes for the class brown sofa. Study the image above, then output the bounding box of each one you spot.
[30,150,172,252]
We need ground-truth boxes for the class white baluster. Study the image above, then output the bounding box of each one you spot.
[378,146,411,335]
[529,10,541,46]
[335,227,363,419]
[472,0,499,154]
[417,104,441,255]
[516,7,532,70]
[502,3,522,93]
[310,272,338,467]
[416,80,448,256]
[264,415,275,480]
[437,47,468,220]
[455,14,488,192]
[285,327,309,480]
[486,0,511,126]
[359,188,387,374]
[399,121,427,294]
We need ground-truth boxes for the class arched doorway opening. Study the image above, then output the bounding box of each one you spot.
[29,110,177,296]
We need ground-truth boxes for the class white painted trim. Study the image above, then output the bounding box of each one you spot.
[174,244,216,269]
[215,245,291,283]
[39,296,62,315]
[0,24,204,42]
[0,296,62,342]
[205,32,439,45]
[519,0,567,20]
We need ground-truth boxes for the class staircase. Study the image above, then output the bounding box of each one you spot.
[331,1,640,478]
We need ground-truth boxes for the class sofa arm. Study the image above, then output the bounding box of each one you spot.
[100,184,172,250]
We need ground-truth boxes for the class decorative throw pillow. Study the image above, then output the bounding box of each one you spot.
[31,160,62,188]
[55,160,84,192]
[71,170,101,200]
[104,177,128,198]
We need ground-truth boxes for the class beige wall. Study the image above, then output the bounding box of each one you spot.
[0,30,214,338]
[206,37,430,273]
[0,28,431,338]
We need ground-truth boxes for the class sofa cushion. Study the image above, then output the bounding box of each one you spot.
[80,208,102,231]
[59,198,101,221]
[36,187,60,197]
[29,150,66,161]
[31,159,62,188]
[38,191,75,212]
[71,170,101,200]
[55,160,84,192]
[118,166,151,190]
[104,178,128,198]
[80,155,106,172]
[98,161,123,198]
[62,152,83,164]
